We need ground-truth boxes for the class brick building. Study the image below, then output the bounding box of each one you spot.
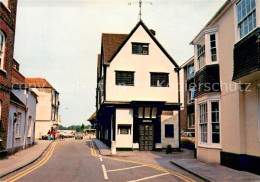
[0,0,18,154]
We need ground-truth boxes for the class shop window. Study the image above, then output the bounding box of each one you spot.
[118,125,131,135]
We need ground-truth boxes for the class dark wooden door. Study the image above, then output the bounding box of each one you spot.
[139,124,154,151]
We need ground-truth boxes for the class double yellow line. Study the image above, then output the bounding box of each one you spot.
[89,141,195,182]
[4,142,56,182]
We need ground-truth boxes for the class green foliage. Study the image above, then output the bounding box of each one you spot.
[58,124,91,132]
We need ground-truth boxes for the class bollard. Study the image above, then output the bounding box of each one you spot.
[111,141,116,155]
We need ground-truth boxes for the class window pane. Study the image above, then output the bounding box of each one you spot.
[211,102,219,111]
[165,124,174,137]
[138,107,143,118]
[116,71,134,86]
[151,107,157,118]
[145,107,151,118]
[151,73,169,87]
[132,43,149,54]
[212,133,220,143]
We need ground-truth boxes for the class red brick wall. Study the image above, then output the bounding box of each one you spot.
[0,0,18,150]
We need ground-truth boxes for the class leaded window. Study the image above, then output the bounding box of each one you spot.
[150,73,169,87]
[115,71,134,86]
[132,43,149,54]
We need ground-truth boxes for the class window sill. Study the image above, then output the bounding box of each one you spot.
[197,143,222,150]
[15,136,21,139]
[116,84,135,87]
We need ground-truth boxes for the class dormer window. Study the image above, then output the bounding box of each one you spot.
[197,41,205,69]
[237,0,256,38]
[132,43,149,55]
[0,31,6,71]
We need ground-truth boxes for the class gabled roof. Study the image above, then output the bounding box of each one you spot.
[25,78,52,88]
[10,92,26,109]
[102,20,179,68]
[102,33,128,65]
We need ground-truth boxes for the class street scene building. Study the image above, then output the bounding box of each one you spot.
[0,0,18,155]
[25,78,59,140]
[0,0,260,181]
[180,57,195,133]
[95,20,181,151]
[188,0,260,174]
[7,60,37,153]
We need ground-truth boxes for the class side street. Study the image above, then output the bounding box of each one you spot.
[0,0,260,181]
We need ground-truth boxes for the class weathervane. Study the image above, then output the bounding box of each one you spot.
[128,0,152,20]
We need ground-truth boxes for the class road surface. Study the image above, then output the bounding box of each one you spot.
[1,138,201,182]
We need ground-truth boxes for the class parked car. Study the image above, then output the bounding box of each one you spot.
[75,132,83,140]
[181,132,195,147]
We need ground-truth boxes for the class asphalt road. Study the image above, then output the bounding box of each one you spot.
[1,139,202,182]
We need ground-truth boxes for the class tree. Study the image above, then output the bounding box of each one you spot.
[81,124,85,131]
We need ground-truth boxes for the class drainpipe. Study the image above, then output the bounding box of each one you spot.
[175,67,181,151]
[23,89,29,149]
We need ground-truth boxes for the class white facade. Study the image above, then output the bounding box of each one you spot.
[31,87,59,139]
[97,21,180,150]
[106,25,178,102]
[7,89,37,153]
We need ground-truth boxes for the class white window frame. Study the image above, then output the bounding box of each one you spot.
[198,102,208,143]
[210,34,217,62]
[0,30,6,71]
[198,99,221,148]
[188,87,195,104]
[15,113,21,138]
[196,40,205,70]
[27,116,32,137]
[236,0,257,39]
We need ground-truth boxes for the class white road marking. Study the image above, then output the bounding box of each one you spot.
[107,165,146,172]
[102,164,108,180]
[127,173,170,182]
[99,156,103,161]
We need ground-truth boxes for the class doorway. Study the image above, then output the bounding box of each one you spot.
[139,124,154,151]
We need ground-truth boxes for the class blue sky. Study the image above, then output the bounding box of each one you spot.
[14,0,226,126]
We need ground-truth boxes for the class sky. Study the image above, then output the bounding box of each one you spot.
[14,0,226,127]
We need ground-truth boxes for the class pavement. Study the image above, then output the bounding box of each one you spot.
[0,140,52,178]
[93,139,260,182]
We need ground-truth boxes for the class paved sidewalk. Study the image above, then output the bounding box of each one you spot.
[93,139,260,181]
[92,138,111,155]
[0,140,52,178]
[171,158,260,181]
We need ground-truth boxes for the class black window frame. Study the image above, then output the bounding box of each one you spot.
[150,72,169,87]
[165,124,174,138]
[132,42,149,55]
[115,71,135,86]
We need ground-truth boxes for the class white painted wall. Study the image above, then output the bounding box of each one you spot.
[161,111,179,148]
[31,88,54,139]
[106,25,178,102]
[7,90,37,152]
[32,88,52,121]
[115,108,133,148]
[7,105,25,151]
